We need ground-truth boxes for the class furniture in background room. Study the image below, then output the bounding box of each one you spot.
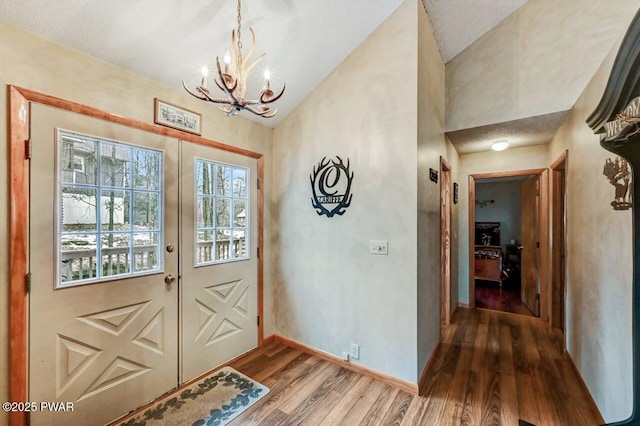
[503,243,522,286]
[474,245,503,287]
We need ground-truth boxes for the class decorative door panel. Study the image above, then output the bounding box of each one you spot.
[29,104,179,426]
[180,142,258,383]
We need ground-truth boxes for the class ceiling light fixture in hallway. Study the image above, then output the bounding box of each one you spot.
[491,140,510,151]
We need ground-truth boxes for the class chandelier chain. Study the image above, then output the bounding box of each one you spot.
[237,0,243,50]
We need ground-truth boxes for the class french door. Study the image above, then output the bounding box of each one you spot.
[28,104,258,425]
[180,142,258,382]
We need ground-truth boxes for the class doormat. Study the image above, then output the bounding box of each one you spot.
[118,367,269,426]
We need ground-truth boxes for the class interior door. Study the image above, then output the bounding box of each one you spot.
[440,162,452,327]
[180,141,259,382]
[552,166,566,330]
[521,175,540,316]
[29,104,179,426]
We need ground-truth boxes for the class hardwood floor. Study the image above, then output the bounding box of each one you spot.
[475,281,535,317]
[228,308,603,425]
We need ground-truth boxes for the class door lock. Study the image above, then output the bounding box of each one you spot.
[164,274,176,285]
[166,244,175,253]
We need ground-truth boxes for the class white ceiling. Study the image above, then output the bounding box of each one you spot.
[0,0,525,128]
[422,0,527,62]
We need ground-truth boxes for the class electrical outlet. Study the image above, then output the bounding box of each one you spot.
[350,343,360,360]
[369,240,388,255]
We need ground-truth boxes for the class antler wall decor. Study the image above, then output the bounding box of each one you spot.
[183,0,285,118]
[603,156,633,210]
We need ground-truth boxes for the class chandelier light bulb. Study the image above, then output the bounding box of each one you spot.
[264,67,271,81]
[200,65,209,89]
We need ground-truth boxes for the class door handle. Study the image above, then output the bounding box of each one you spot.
[164,274,176,285]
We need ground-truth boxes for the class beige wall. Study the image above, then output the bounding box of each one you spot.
[457,144,550,304]
[0,20,274,421]
[548,46,632,422]
[273,0,421,382]
[446,0,640,132]
[417,1,459,373]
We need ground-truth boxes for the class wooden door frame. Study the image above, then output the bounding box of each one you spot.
[468,168,549,321]
[8,85,266,426]
[440,157,452,327]
[550,150,568,337]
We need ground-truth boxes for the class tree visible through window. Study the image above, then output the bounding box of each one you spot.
[195,159,249,265]
[57,132,163,287]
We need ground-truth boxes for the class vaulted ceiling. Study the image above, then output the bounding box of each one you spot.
[1,0,636,153]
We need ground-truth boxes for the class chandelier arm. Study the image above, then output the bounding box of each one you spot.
[204,96,235,104]
[260,108,278,118]
[245,52,266,76]
[260,84,286,104]
[214,78,227,93]
[245,105,274,117]
[182,80,207,100]
[242,28,255,63]
[216,58,240,102]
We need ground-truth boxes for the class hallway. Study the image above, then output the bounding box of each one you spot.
[223,308,602,425]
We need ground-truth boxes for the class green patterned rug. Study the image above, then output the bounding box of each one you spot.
[118,367,269,426]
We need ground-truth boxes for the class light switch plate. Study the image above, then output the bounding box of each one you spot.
[370,240,388,255]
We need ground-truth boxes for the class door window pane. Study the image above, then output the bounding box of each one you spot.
[100,142,131,188]
[101,233,131,277]
[61,137,97,185]
[101,189,130,231]
[134,232,160,272]
[57,132,163,288]
[134,192,160,230]
[195,159,249,265]
[215,198,231,227]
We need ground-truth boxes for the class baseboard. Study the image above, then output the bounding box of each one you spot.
[262,333,276,346]
[273,334,419,395]
[565,351,606,424]
[458,302,470,309]
[417,340,443,395]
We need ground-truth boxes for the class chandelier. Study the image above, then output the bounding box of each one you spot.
[182,0,285,118]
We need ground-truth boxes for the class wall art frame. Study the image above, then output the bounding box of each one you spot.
[154,98,202,135]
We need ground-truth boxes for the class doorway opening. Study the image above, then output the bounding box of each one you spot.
[469,169,549,319]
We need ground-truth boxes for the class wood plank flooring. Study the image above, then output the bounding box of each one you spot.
[475,281,535,317]
[229,308,604,425]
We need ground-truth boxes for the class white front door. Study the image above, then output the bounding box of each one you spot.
[180,141,259,382]
[29,104,179,425]
[28,104,259,425]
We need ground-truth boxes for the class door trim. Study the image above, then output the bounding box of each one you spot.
[8,85,266,426]
[550,150,568,338]
[440,156,452,328]
[468,168,549,321]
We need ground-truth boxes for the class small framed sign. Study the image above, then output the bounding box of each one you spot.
[453,182,459,204]
[429,168,438,183]
[154,98,202,135]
